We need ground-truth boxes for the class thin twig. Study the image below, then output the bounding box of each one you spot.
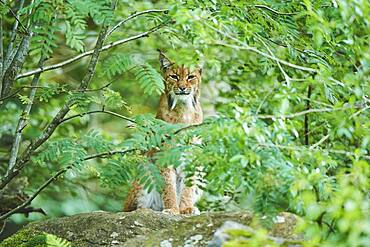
[16,23,165,80]
[0,220,6,235]
[215,41,317,73]
[6,56,45,176]
[304,85,312,145]
[0,14,3,92]
[204,21,317,73]
[0,166,70,221]
[310,134,330,150]
[258,143,370,160]
[0,86,48,102]
[256,105,361,119]
[1,0,33,97]
[83,148,136,161]
[0,0,28,34]
[0,14,113,190]
[0,80,114,102]
[254,4,298,16]
[0,148,136,220]
[4,0,25,64]
[258,35,291,86]
[83,80,114,92]
[350,104,370,119]
[106,9,168,37]
[59,110,136,124]
[256,87,276,114]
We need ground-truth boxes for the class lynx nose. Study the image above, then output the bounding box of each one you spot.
[179,86,186,91]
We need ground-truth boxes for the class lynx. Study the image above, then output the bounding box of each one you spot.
[123,51,203,214]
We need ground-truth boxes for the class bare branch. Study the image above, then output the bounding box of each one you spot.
[5,57,45,177]
[1,33,32,97]
[4,0,25,63]
[0,166,71,220]
[0,17,112,190]
[257,35,291,86]
[255,105,362,119]
[83,80,114,92]
[258,143,370,160]
[16,23,165,80]
[107,9,168,37]
[0,220,6,236]
[254,4,298,16]
[215,41,317,73]
[2,0,32,86]
[304,85,313,145]
[59,109,136,124]
[310,134,330,150]
[0,14,3,91]
[0,0,28,33]
[0,148,136,220]
[83,148,137,161]
[204,21,317,73]
[0,85,48,102]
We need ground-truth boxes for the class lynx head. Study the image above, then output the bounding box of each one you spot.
[159,51,202,111]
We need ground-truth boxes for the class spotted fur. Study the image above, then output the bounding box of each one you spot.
[123,51,203,214]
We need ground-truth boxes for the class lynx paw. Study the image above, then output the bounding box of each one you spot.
[162,208,180,215]
[180,207,200,215]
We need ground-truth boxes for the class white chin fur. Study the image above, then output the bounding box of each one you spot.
[170,92,193,110]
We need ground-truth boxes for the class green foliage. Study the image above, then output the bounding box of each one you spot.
[131,64,165,95]
[1,0,369,246]
[100,54,164,95]
[0,229,71,247]
[102,54,133,79]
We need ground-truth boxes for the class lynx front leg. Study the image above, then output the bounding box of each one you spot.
[179,186,200,215]
[161,168,179,214]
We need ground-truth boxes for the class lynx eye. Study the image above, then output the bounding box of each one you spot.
[169,74,179,80]
[187,75,196,80]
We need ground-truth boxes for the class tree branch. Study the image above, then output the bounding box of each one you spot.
[83,148,137,161]
[5,57,45,177]
[106,9,168,37]
[204,21,317,73]
[1,32,32,97]
[215,41,317,73]
[0,148,136,220]
[4,0,25,64]
[0,166,70,221]
[254,4,298,16]
[0,0,28,34]
[310,134,330,150]
[304,85,312,145]
[16,23,165,80]
[255,105,362,119]
[59,109,136,124]
[257,35,291,86]
[258,143,370,160]
[0,13,3,93]
[0,15,112,190]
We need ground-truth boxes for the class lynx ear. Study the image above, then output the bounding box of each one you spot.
[158,50,172,71]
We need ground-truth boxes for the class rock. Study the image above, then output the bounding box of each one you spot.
[1,209,300,246]
[209,219,303,247]
[209,221,247,247]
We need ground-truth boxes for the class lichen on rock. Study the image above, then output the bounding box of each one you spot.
[1,209,300,247]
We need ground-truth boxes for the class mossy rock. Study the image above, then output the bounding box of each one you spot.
[2,209,299,246]
[0,228,71,247]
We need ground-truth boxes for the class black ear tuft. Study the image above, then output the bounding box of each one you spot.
[158,50,172,71]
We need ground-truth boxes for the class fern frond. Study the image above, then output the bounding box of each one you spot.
[132,64,164,95]
[45,233,71,247]
[102,54,133,79]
